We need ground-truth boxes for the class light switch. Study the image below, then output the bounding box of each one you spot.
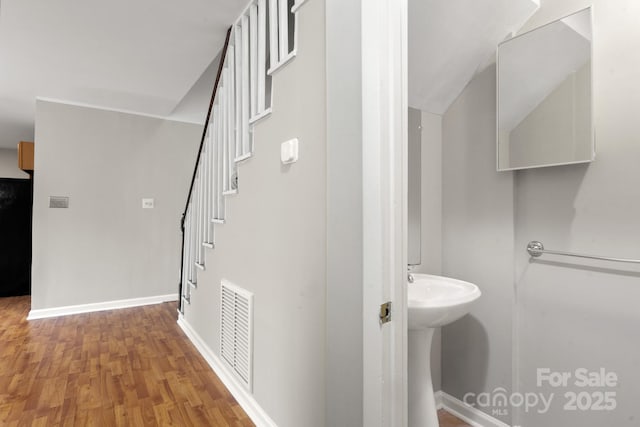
[142,198,155,209]
[281,138,299,164]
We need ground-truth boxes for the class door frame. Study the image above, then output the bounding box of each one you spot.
[362,0,408,424]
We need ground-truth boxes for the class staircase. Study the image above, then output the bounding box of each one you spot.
[179,0,305,312]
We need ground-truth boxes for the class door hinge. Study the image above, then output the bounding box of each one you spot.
[379,301,392,325]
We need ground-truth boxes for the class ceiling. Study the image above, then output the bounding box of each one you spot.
[0,0,247,148]
[408,0,540,115]
[1,1,561,149]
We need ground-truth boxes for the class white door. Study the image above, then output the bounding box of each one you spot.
[362,0,408,425]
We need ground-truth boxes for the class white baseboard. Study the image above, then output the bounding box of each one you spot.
[177,315,277,427]
[436,390,445,409]
[437,391,511,427]
[27,294,178,320]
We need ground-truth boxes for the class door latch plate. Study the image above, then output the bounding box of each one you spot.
[379,301,392,324]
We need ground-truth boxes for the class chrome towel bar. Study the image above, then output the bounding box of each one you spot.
[527,241,640,265]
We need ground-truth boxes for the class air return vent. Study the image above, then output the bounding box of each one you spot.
[220,280,253,390]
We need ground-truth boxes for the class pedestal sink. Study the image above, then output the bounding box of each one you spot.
[408,274,481,427]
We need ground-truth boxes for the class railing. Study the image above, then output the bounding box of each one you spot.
[179,28,231,312]
[178,0,300,313]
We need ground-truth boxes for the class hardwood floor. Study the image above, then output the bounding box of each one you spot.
[438,409,472,426]
[0,296,253,426]
[0,296,476,426]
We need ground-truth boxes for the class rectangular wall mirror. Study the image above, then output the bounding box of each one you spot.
[408,107,421,266]
[497,7,594,171]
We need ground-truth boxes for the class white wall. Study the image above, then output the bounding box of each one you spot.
[326,0,363,423]
[513,1,640,425]
[0,148,29,179]
[441,65,515,425]
[181,1,328,426]
[32,100,200,310]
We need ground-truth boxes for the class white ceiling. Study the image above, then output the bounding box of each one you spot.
[408,0,540,115]
[0,0,247,148]
[498,9,591,131]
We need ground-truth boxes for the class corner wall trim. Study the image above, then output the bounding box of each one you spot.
[27,294,178,320]
[177,315,277,427]
[437,391,512,427]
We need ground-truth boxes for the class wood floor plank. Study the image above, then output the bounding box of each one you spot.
[438,408,472,426]
[0,296,254,426]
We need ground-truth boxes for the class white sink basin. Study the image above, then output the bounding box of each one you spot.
[408,274,481,427]
[408,273,481,329]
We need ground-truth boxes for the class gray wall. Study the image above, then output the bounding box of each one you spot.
[32,100,200,310]
[418,112,443,279]
[182,1,328,426]
[169,53,222,125]
[0,148,29,179]
[440,1,640,426]
[441,64,515,425]
[513,0,640,425]
[408,108,422,266]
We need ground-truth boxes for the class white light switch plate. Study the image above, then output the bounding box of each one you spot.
[142,198,155,209]
[281,138,299,164]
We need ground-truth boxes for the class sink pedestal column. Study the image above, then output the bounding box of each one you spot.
[409,328,439,427]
